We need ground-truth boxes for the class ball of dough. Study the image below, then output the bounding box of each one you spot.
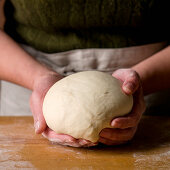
[43,71,133,143]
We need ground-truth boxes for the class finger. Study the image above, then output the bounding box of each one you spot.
[122,74,139,95]
[42,128,96,147]
[30,92,47,134]
[42,131,82,147]
[111,87,145,129]
[42,128,77,142]
[44,135,95,147]
[100,127,137,141]
[77,139,97,147]
[112,69,140,95]
[99,137,127,146]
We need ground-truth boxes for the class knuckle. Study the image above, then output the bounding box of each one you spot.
[131,115,141,127]
[126,116,138,128]
[129,71,140,82]
[130,76,139,86]
[129,71,136,78]
[126,128,136,140]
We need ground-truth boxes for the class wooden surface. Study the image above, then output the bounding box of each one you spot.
[0,116,170,170]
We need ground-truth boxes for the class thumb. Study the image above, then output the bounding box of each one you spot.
[30,92,47,134]
[122,71,140,95]
[112,69,140,95]
[122,81,138,95]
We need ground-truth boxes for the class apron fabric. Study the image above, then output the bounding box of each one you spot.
[0,41,168,116]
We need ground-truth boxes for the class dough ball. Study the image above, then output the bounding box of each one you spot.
[43,71,133,143]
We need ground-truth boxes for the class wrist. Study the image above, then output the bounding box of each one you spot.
[31,68,62,91]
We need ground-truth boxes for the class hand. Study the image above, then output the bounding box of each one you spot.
[99,69,146,145]
[30,73,96,147]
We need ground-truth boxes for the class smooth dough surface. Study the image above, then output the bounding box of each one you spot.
[43,71,133,142]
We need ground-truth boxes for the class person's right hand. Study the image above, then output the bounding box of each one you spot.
[30,73,96,147]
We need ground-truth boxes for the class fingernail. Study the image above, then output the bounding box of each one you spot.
[79,140,89,145]
[111,121,116,127]
[123,83,134,94]
[34,121,40,133]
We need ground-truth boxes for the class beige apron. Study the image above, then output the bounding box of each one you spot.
[0,42,168,116]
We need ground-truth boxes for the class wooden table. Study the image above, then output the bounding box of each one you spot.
[0,116,170,170]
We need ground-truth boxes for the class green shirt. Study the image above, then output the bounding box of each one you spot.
[4,0,169,53]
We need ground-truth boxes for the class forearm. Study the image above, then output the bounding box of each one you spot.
[0,30,57,90]
[132,46,170,95]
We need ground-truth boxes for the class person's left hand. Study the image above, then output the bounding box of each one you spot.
[99,68,146,145]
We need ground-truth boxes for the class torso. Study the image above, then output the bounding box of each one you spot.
[4,0,170,53]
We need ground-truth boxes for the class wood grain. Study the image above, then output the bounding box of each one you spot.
[0,116,170,169]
